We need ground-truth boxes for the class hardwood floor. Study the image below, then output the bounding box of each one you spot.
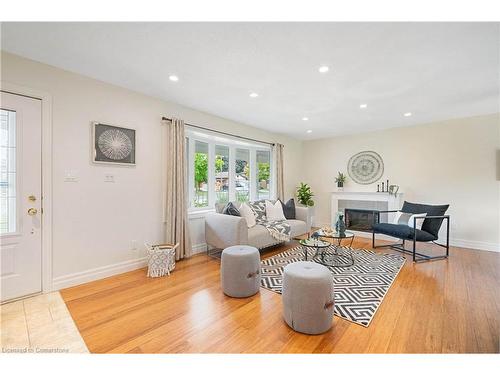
[60,237,500,353]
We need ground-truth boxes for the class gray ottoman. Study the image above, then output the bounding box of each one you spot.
[221,245,261,298]
[282,261,334,334]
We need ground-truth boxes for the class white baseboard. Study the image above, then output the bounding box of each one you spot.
[449,239,499,252]
[312,221,499,252]
[52,245,209,291]
[192,243,208,255]
[52,257,148,291]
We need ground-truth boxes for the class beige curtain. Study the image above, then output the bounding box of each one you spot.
[274,143,285,201]
[163,118,192,260]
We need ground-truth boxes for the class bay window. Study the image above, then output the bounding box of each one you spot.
[187,130,274,211]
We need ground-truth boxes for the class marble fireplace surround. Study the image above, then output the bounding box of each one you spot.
[331,191,404,240]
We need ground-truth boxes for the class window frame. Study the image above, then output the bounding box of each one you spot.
[186,129,275,212]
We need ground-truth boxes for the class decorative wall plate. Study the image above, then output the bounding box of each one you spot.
[347,151,384,184]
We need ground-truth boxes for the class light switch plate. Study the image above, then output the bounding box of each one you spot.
[104,174,115,183]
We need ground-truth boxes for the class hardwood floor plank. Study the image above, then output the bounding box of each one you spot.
[61,238,500,353]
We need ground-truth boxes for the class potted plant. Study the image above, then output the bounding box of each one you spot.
[296,182,315,207]
[335,172,347,191]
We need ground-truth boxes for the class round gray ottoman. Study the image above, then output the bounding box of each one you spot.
[282,261,334,334]
[221,245,261,298]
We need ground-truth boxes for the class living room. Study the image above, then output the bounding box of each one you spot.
[1,1,499,373]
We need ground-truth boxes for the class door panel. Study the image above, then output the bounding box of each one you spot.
[1,92,42,302]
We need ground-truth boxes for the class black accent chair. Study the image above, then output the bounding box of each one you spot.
[372,201,450,262]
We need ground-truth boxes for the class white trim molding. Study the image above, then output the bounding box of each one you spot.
[52,257,148,291]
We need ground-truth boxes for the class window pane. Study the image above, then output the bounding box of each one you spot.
[235,148,250,203]
[193,141,209,207]
[256,150,271,200]
[0,109,16,234]
[215,145,229,205]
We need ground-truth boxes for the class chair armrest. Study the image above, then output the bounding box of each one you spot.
[205,213,248,249]
[295,206,312,232]
[414,215,450,220]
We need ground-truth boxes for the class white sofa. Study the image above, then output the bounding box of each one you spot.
[205,203,312,250]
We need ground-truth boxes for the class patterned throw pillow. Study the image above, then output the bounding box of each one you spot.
[248,200,267,221]
[222,202,240,216]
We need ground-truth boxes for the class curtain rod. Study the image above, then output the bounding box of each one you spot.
[162,117,276,147]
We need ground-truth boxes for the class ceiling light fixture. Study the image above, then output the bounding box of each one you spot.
[249,92,259,98]
[404,112,412,117]
[302,117,309,121]
[169,75,179,82]
[306,130,312,134]
[360,104,368,109]
[318,66,329,73]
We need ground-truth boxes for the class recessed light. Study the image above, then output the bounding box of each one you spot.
[404,112,412,117]
[169,75,179,82]
[249,92,259,98]
[360,104,368,109]
[306,130,312,134]
[302,117,309,121]
[318,66,329,73]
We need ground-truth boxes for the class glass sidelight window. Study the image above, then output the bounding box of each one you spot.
[0,109,17,234]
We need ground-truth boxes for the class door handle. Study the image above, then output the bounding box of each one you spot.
[27,208,38,216]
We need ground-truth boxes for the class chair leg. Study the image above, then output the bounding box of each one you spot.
[412,239,416,262]
[372,230,375,248]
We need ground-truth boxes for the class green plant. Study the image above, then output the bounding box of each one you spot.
[296,182,314,206]
[194,153,208,189]
[335,172,347,184]
[257,162,270,182]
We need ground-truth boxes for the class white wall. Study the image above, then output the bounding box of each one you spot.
[302,114,500,251]
[0,52,303,289]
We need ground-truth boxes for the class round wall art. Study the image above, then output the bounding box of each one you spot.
[347,151,384,184]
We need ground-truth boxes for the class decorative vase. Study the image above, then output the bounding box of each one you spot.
[335,214,346,236]
[337,182,344,192]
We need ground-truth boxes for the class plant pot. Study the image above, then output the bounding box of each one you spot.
[337,182,344,192]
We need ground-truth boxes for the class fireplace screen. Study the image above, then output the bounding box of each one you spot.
[345,209,380,232]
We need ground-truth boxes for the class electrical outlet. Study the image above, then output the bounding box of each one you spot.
[131,240,137,250]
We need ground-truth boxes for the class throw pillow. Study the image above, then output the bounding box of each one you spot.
[222,202,240,216]
[248,200,267,221]
[239,202,257,228]
[280,198,296,220]
[393,211,427,230]
[265,200,286,221]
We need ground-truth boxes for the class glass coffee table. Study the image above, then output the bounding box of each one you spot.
[300,230,355,267]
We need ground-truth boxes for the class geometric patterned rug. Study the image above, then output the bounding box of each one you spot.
[260,245,406,327]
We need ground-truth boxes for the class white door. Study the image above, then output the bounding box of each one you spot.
[0,91,42,302]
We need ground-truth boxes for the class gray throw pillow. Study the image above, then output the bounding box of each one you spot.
[222,202,240,216]
[280,199,296,220]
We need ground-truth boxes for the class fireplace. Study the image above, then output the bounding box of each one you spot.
[345,209,380,232]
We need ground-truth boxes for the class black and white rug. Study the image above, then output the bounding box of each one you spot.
[260,245,406,327]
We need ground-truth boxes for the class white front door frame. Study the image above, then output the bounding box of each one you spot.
[1,81,53,294]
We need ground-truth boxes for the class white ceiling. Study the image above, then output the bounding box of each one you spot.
[1,22,499,139]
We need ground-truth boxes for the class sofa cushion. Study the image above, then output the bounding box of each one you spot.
[248,225,281,249]
[281,198,296,220]
[401,201,449,237]
[286,219,307,237]
[373,223,437,242]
